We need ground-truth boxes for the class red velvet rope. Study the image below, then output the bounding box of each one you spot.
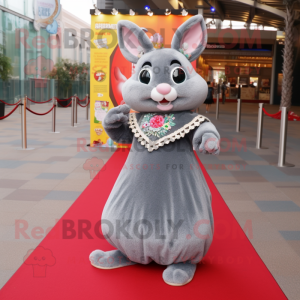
[55,96,73,102]
[56,97,73,102]
[26,105,54,115]
[75,96,87,102]
[0,99,21,106]
[0,104,20,120]
[57,100,72,107]
[77,99,90,108]
[27,97,53,104]
[262,108,281,119]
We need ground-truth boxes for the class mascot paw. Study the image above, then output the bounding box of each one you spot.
[89,249,135,269]
[163,262,196,286]
[199,133,220,155]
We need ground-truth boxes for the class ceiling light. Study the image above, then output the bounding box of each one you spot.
[147,10,153,16]
[211,7,215,12]
[111,8,118,15]
[165,9,171,15]
[181,9,188,16]
[211,20,215,25]
[129,9,135,16]
[145,6,150,10]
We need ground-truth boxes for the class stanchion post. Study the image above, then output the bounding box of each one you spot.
[216,84,220,120]
[18,97,34,150]
[278,107,294,167]
[50,98,60,133]
[74,94,78,124]
[86,94,89,120]
[21,97,27,149]
[71,96,75,127]
[236,85,241,132]
[19,97,22,114]
[25,95,28,108]
[256,103,267,149]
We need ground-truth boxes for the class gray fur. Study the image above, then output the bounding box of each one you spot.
[89,249,135,269]
[163,262,197,286]
[92,15,220,286]
[103,105,133,144]
[193,122,220,155]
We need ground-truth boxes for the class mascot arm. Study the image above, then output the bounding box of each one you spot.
[103,104,134,144]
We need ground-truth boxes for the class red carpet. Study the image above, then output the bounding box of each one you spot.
[0,149,287,300]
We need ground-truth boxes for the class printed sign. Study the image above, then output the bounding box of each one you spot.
[33,0,61,34]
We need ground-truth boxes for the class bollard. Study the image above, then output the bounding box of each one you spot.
[256,103,267,149]
[86,94,89,120]
[278,107,294,167]
[236,98,241,132]
[19,97,34,150]
[216,84,220,120]
[50,98,60,133]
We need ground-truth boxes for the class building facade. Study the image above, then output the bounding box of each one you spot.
[0,1,90,102]
[0,1,90,80]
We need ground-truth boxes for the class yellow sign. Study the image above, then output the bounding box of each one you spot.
[90,14,193,148]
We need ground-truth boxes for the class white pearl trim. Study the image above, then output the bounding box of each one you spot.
[128,113,210,152]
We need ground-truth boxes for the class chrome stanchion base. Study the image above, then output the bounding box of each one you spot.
[49,131,60,134]
[256,146,268,150]
[278,162,295,168]
[16,147,35,151]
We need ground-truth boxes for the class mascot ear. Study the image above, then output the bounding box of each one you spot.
[171,14,207,62]
[117,20,154,64]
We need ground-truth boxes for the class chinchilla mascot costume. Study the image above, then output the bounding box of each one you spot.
[90,15,220,286]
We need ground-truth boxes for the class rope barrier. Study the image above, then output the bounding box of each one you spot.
[262,108,281,119]
[75,96,87,102]
[56,99,72,107]
[78,99,90,108]
[55,96,73,101]
[262,108,300,121]
[26,105,54,116]
[0,99,21,106]
[27,97,53,104]
[0,104,20,120]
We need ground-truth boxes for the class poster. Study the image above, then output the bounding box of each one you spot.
[33,0,61,34]
[90,14,196,148]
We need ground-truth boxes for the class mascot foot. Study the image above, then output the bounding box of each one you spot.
[89,249,136,270]
[163,262,197,286]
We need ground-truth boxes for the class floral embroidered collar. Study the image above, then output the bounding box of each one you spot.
[140,113,176,138]
[128,111,209,152]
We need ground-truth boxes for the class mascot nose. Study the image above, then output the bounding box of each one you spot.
[156,83,171,95]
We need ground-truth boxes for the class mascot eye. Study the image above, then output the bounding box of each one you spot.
[139,69,151,84]
[171,67,186,84]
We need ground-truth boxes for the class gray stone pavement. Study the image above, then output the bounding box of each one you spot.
[0,101,299,299]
